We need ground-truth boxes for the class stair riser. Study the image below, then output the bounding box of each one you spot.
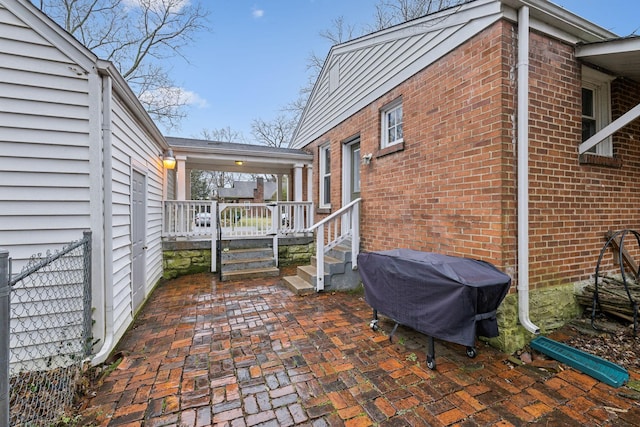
[222,249,273,261]
[327,247,352,262]
[221,269,280,281]
[222,259,275,272]
[310,256,346,275]
[221,238,273,250]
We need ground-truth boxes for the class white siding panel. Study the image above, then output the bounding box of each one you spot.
[0,199,88,215]
[0,155,90,174]
[0,5,27,27]
[0,111,89,133]
[1,96,89,120]
[0,126,88,146]
[0,32,79,63]
[0,140,90,159]
[0,68,88,93]
[0,170,90,188]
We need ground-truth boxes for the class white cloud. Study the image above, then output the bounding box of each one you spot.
[180,90,209,108]
[252,8,265,19]
[139,86,209,109]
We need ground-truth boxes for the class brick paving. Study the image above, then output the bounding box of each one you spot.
[77,271,640,426]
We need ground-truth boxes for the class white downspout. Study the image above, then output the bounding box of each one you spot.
[517,5,540,335]
[92,73,115,364]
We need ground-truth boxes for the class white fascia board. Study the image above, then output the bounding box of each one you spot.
[577,37,640,58]
[181,148,313,164]
[502,0,617,42]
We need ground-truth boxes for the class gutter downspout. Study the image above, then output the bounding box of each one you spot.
[92,73,115,365]
[517,5,540,335]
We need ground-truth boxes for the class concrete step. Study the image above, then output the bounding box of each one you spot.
[311,255,345,275]
[221,257,275,272]
[282,275,315,296]
[221,247,273,261]
[328,244,352,262]
[221,266,280,282]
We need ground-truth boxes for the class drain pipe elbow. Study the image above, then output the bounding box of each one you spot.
[516,5,540,335]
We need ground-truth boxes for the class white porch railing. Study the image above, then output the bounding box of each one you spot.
[163,200,214,238]
[307,198,361,292]
[163,200,314,272]
[162,201,313,238]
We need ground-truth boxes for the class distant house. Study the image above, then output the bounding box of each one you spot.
[290,0,640,351]
[0,0,173,364]
[218,178,279,203]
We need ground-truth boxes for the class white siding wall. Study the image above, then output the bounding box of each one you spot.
[110,94,165,342]
[0,4,93,269]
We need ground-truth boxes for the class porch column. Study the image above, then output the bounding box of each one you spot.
[293,163,303,201]
[185,167,192,200]
[277,174,284,201]
[306,165,313,202]
[176,155,187,201]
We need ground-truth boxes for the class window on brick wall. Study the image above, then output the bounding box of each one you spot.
[381,99,403,149]
[319,144,331,208]
[582,66,614,157]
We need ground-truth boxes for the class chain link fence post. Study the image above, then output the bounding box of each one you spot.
[0,249,9,427]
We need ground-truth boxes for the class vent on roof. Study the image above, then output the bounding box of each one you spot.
[328,60,340,95]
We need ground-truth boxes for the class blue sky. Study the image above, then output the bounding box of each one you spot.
[167,0,640,141]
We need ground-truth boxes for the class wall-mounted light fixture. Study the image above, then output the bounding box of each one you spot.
[162,149,176,169]
[235,160,244,166]
[362,153,373,165]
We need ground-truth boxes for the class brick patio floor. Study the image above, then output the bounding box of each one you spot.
[77,270,640,426]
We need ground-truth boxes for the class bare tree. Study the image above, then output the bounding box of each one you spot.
[199,126,247,144]
[35,0,210,130]
[251,115,296,149]
[369,0,467,31]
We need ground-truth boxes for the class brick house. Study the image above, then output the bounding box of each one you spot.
[290,0,640,352]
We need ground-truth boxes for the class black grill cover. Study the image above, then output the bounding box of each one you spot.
[358,249,511,347]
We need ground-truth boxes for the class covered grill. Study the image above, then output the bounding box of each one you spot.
[358,249,511,369]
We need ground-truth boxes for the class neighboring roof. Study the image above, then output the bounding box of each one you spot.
[218,180,278,200]
[166,136,313,174]
[289,0,620,149]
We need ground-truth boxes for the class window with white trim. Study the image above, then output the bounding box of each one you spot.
[319,144,331,208]
[582,67,614,157]
[381,99,403,149]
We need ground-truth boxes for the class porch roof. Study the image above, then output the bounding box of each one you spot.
[576,36,640,82]
[166,136,313,174]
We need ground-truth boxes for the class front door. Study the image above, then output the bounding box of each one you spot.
[131,170,146,312]
[350,142,361,201]
[343,138,361,206]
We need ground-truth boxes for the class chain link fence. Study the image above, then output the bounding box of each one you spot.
[1,231,92,426]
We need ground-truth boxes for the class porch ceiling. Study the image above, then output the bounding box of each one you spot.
[576,36,640,82]
[166,136,313,174]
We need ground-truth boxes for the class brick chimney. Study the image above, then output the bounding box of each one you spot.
[253,178,264,202]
